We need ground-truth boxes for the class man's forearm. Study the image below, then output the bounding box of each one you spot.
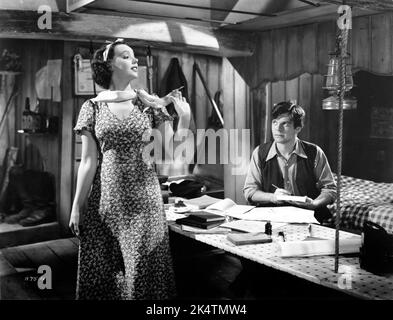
[250,190,276,204]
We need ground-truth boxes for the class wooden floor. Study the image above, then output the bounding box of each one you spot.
[0,233,356,300]
[0,221,61,249]
[0,235,242,300]
[0,238,78,300]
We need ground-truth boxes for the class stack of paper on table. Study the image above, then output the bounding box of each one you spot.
[225,206,319,224]
[278,236,361,257]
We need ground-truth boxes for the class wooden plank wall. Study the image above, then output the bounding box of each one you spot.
[222,58,251,205]
[263,74,325,147]
[0,39,20,161]
[0,39,63,225]
[153,49,222,177]
[0,74,17,165]
[229,12,393,177]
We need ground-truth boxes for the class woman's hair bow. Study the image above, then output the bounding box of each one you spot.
[102,38,124,62]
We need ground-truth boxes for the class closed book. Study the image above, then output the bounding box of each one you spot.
[176,216,224,229]
[180,225,230,234]
[227,233,273,246]
[188,211,225,223]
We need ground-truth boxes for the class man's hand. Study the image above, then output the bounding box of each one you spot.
[273,187,291,196]
[271,188,289,204]
[288,196,317,210]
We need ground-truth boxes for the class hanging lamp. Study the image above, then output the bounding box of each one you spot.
[322,30,357,110]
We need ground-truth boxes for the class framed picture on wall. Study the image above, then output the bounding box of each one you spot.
[370,107,393,139]
[73,55,154,95]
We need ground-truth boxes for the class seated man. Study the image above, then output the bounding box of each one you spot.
[243,101,337,223]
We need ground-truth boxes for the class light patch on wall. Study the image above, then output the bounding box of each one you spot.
[179,25,219,49]
[114,22,172,43]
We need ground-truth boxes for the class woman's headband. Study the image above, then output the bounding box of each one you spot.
[102,38,124,62]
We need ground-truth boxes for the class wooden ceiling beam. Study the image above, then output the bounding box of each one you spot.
[0,10,255,57]
[0,0,65,12]
[0,0,96,12]
[66,0,96,13]
[321,0,393,10]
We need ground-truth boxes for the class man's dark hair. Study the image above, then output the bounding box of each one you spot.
[90,40,128,89]
[272,101,305,128]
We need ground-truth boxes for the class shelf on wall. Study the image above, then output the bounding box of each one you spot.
[17,130,57,136]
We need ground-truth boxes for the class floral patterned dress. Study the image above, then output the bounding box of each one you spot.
[73,97,176,300]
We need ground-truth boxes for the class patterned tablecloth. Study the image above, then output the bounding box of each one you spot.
[167,211,393,300]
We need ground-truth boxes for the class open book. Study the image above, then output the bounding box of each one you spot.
[182,195,222,209]
[205,198,255,216]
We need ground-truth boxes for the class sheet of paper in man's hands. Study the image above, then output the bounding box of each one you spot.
[275,195,307,203]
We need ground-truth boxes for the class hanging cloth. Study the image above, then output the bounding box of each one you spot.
[159,58,189,129]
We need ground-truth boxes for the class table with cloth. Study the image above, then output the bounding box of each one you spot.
[167,210,393,300]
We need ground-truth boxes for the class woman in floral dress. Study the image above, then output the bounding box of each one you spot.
[69,39,190,299]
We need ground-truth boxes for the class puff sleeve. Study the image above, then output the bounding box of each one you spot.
[73,100,96,135]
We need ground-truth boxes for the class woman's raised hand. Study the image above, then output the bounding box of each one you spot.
[168,93,191,118]
[136,88,190,113]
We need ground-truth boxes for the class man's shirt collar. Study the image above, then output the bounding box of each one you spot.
[265,139,308,162]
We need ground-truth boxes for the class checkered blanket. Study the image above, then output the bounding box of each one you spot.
[327,174,393,234]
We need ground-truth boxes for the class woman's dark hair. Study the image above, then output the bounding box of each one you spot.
[272,101,305,128]
[91,40,128,89]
